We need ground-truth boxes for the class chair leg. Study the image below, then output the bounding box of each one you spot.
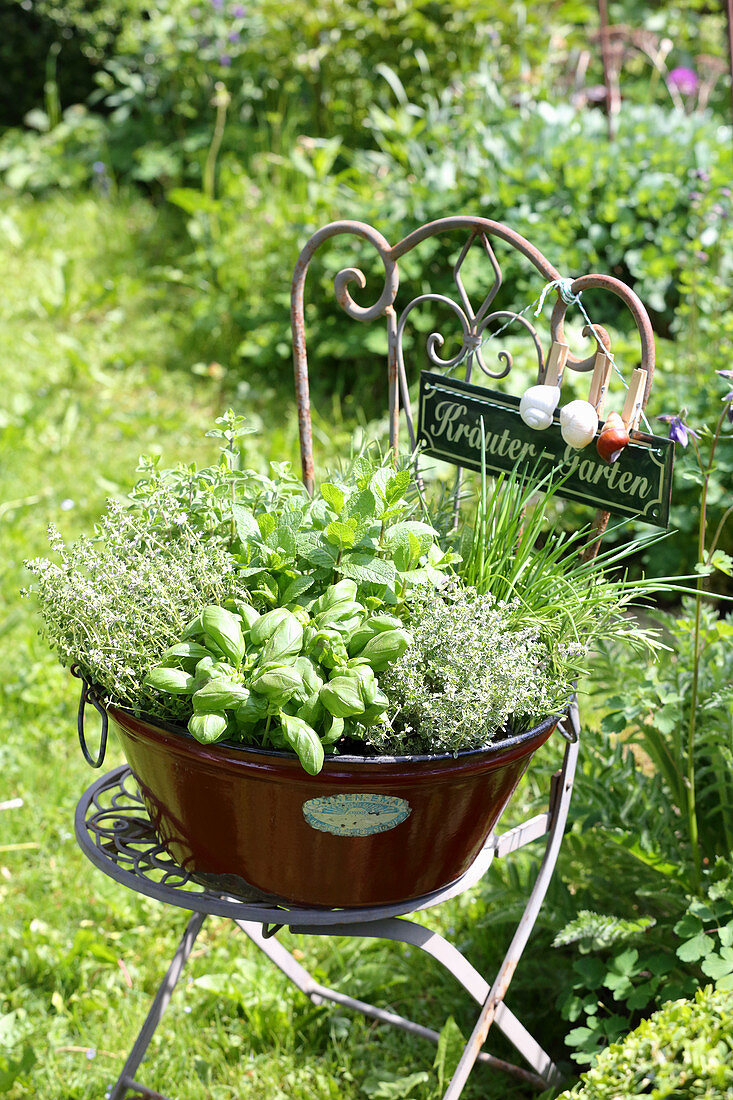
[442,734,579,1097]
[107,911,207,1100]
[236,917,550,1090]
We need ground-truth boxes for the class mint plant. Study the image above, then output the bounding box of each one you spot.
[232,453,460,609]
[146,580,411,774]
[128,416,459,609]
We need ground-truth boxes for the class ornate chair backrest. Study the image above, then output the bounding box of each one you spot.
[290,217,661,552]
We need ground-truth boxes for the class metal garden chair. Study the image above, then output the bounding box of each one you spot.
[76,215,662,1099]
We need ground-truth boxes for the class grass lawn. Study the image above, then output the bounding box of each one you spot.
[1,189,571,1099]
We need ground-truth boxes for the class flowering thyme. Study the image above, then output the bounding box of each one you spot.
[24,495,248,719]
[368,583,572,756]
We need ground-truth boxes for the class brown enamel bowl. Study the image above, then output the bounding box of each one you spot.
[109,707,558,909]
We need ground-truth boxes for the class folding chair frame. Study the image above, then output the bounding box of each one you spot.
[74,216,657,1099]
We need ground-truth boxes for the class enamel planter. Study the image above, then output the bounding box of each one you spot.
[108,707,557,909]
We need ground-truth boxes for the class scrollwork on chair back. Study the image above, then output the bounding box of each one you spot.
[291,216,655,496]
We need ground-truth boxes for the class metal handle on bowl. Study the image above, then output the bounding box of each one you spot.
[557,697,580,744]
[70,666,109,768]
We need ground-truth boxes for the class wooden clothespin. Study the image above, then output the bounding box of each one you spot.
[588,348,613,418]
[621,368,647,433]
[544,340,569,388]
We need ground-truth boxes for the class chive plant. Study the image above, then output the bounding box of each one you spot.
[457,459,689,684]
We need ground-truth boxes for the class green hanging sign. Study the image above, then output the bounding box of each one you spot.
[417,372,674,528]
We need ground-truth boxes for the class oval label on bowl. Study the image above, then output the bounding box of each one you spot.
[302,793,411,837]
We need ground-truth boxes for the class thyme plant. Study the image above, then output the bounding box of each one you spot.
[367,582,569,756]
[24,496,246,720]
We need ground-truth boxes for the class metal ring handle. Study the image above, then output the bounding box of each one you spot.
[557,697,580,744]
[71,666,109,768]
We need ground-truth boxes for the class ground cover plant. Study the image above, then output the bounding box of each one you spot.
[544,374,733,1067]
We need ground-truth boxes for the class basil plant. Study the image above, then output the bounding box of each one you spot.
[145,580,411,775]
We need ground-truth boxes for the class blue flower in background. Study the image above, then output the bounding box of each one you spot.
[92,160,110,195]
[657,412,699,447]
[716,371,733,422]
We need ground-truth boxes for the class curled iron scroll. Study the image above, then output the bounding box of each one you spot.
[291,216,657,489]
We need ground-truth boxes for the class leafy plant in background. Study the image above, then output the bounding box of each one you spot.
[548,371,732,1065]
[556,985,733,1099]
[553,908,698,1064]
[614,372,732,889]
[644,167,733,586]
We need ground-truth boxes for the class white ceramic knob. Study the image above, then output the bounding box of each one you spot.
[559,400,599,449]
[519,384,561,430]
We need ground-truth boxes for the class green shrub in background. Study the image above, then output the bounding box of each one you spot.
[556,986,733,1099]
[5,0,598,176]
[4,0,728,191]
[0,0,97,127]
[172,93,733,367]
[547,366,731,1066]
[147,88,732,581]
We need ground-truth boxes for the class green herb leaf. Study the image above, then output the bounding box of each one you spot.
[343,488,377,524]
[257,512,276,539]
[319,674,366,717]
[313,580,359,612]
[295,691,324,728]
[250,664,305,705]
[325,521,356,550]
[145,666,196,694]
[338,553,397,586]
[235,692,269,729]
[193,679,250,712]
[249,607,293,647]
[201,605,245,665]
[358,627,411,671]
[321,714,345,744]
[259,611,304,665]
[188,712,229,744]
[320,482,345,515]
[279,713,324,775]
[300,542,339,569]
[293,656,324,696]
[385,469,411,504]
[231,504,260,543]
[160,642,213,668]
[279,574,315,605]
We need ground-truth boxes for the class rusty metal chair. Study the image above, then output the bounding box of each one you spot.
[76,216,660,1099]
